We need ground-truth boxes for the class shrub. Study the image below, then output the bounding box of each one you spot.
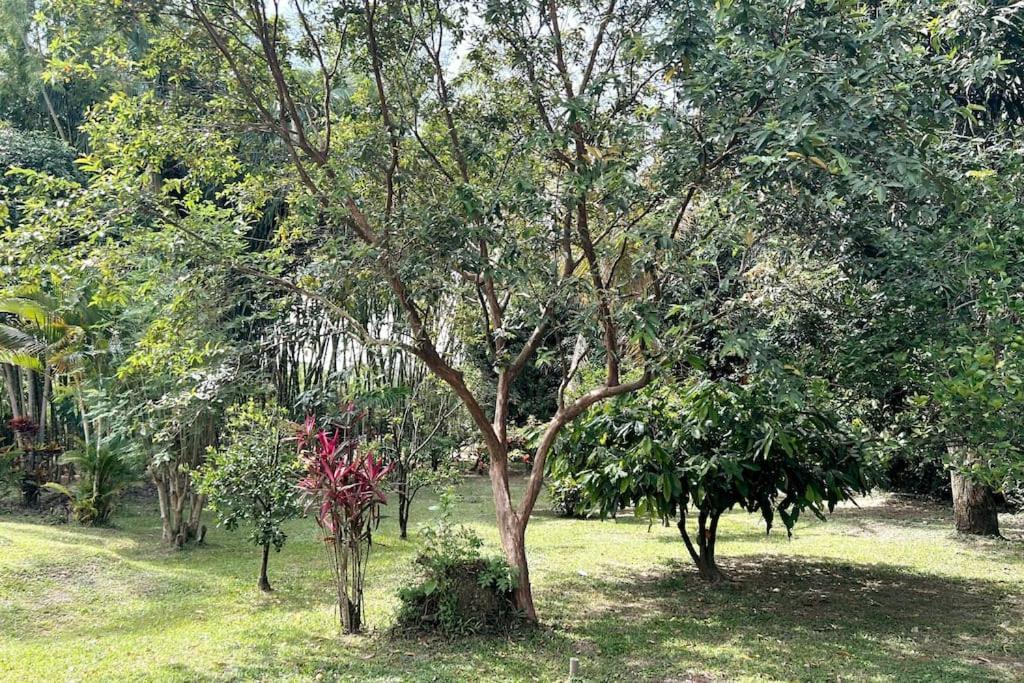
[0,450,18,500]
[553,373,872,582]
[547,476,588,518]
[43,439,138,525]
[0,125,77,185]
[396,490,518,636]
[297,410,390,634]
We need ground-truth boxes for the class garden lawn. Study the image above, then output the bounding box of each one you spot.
[1,476,1022,682]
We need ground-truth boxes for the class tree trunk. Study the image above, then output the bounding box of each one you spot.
[398,493,410,539]
[396,468,410,539]
[678,509,726,583]
[2,363,22,419]
[499,521,534,620]
[24,368,38,424]
[38,368,51,442]
[258,543,272,592]
[2,364,24,450]
[152,462,205,547]
[486,445,538,621]
[951,470,1000,536]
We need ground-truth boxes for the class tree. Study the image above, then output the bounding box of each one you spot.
[0,125,81,455]
[196,400,302,591]
[552,373,870,581]
[352,358,464,539]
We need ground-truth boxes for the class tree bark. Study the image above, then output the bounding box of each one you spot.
[259,543,272,592]
[498,517,534,620]
[951,470,1000,536]
[152,462,205,547]
[678,509,726,582]
[38,368,51,442]
[2,363,22,419]
[481,445,534,619]
[398,491,410,540]
[24,368,38,425]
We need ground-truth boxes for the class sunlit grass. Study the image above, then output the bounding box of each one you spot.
[1,477,1022,682]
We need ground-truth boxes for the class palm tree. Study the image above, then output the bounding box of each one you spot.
[0,292,98,445]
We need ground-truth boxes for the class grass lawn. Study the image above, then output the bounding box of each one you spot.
[1,475,1022,682]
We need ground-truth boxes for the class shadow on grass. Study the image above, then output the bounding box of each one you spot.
[145,625,581,683]
[135,555,1024,682]
[829,494,953,526]
[565,555,1024,682]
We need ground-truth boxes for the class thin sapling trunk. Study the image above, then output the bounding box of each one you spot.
[259,542,273,592]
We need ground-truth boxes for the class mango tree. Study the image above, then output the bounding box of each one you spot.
[551,374,870,581]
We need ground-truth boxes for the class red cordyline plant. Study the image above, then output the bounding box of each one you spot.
[296,410,391,634]
[9,416,38,435]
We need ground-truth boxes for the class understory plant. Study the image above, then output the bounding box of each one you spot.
[396,489,518,635]
[195,401,301,592]
[547,477,587,519]
[297,409,391,634]
[44,438,137,525]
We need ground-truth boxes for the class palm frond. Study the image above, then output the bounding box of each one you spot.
[0,296,51,327]
[0,349,43,371]
[0,323,45,355]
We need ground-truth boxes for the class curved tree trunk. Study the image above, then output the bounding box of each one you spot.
[677,508,726,583]
[951,470,1000,536]
[489,453,537,620]
[500,520,535,620]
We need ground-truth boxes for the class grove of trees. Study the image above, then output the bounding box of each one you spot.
[1,0,1022,631]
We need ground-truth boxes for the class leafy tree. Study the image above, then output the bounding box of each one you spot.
[196,401,302,591]
[552,373,870,582]
[355,364,465,539]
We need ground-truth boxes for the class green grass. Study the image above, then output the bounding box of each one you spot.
[1,477,1022,682]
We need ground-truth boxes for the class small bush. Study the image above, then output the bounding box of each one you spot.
[43,439,138,525]
[396,490,518,636]
[547,476,588,518]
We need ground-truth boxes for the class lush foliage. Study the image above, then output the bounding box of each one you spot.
[195,400,301,591]
[43,438,137,525]
[552,372,871,580]
[397,489,518,635]
[0,0,1022,636]
[349,357,467,539]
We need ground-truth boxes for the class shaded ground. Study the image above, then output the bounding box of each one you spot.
[0,481,1022,682]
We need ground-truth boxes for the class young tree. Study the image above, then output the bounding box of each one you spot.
[379,377,461,540]
[351,356,464,539]
[196,400,302,591]
[552,374,870,582]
